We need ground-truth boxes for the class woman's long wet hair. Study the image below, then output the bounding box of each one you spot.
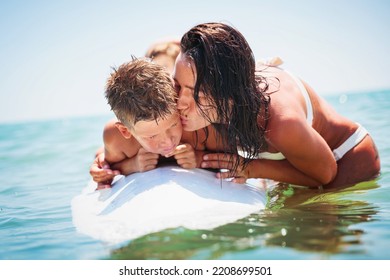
[180,22,270,171]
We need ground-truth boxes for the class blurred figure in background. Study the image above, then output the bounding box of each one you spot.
[145,39,180,73]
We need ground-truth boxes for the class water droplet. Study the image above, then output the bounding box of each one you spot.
[339,94,348,104]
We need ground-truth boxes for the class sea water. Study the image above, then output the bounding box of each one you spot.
[1,90,390,260]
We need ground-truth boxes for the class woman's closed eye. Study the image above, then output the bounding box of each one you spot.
[174,83,181,93]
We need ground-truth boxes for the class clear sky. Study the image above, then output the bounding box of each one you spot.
[1,0,389,123]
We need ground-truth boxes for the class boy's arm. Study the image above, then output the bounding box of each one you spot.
[110,147,159,175]
[90,120,135,189]
[90,143,126,190]
[89,150,120,189]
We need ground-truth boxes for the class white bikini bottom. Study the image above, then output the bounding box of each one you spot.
[332,123,368,161]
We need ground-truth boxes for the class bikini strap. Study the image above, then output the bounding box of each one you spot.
[284,70,314,125]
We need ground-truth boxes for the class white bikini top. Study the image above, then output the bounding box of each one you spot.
[237,57,313,161]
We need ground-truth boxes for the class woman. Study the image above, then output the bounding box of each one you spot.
[173,22,380,188]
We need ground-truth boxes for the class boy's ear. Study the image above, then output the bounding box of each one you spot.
[114,122,132,139]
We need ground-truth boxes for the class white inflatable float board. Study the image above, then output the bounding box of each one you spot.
[71,165,272,244]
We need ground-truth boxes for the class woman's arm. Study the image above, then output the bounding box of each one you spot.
[201,117,337,187]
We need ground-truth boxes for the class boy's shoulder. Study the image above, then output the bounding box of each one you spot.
[103,118,122,138]
[103,118,141,163]
[103,119,135,146]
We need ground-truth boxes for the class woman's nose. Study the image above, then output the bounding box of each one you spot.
[177,91,188,110]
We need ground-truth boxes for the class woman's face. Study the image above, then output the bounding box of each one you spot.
[172,52,217,131]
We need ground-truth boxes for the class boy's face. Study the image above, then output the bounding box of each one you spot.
[130,113,182,156]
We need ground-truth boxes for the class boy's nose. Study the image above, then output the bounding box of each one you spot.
[160,133,175,148]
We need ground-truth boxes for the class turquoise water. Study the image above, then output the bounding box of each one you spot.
[1,90,390,260]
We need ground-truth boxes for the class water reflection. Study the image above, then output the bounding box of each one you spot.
[260,181,379,255]
[108,180,380,260]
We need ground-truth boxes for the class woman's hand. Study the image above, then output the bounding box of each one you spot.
[89,152,120,189]
[201,153,249,183]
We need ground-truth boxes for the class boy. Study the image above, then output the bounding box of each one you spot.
[94,57,200,189]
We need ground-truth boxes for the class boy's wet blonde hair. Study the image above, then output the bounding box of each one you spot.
[105,57,177,128]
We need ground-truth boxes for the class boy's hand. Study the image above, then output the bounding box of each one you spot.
[134,147,159,172]
[89,152,120,189]
[166,144,197,169]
